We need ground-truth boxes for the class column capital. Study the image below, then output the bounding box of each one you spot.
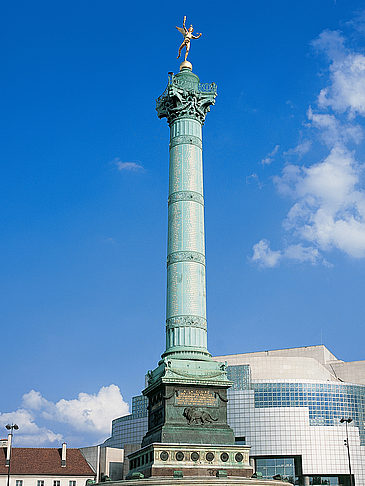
[156,69,217,125]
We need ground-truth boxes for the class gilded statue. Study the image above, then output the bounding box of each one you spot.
[176,16,202,61]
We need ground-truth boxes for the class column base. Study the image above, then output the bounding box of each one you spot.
[128,443,253,479]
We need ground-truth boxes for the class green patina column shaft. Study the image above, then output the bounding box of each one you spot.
[157,67,217,361]
[139,64,236,450]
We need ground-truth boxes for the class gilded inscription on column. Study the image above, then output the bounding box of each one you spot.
[175,388,218,407]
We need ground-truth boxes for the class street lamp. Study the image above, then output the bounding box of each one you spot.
[340,418,353,486]
[5,424,19,486]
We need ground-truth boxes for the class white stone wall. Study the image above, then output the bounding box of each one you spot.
[100,447,124,477]
[79,446,99,476]
[80,446,124,481]
[216,356,336,381]
[228,389,365,484]
[215,345,365,386]
[329,360,365,385]
[0,475,94,486]
[216,345,338,366]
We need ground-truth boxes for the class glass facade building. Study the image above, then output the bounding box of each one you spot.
[102,396,148,449]
[102,346,365,485]
[253,381,365,444]
[227,378,365,485]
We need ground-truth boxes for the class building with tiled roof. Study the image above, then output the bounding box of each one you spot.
[0,442,96,486]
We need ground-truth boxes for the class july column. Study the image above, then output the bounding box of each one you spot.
[156,67,217,361]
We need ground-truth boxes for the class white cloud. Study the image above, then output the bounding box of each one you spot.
[273,164,302,198]
[0,409,63,446]
[284,140,312,158]
[295,145,359,204]
[42,385,129,433]
[253,26,365,266]
[251,240,323,268]
[261,145,280,165]
[113,158,144,171]
[1,385,129,447]
[307,108,362,146]
[251,239,281,268]
[346,11,365,34]
[313,30,365,117]
[312,30,346,63]
[22,390,49,410]
[280,144,365,258]
[283,244,322,264]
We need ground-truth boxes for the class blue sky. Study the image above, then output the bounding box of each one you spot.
[1,0,365,447]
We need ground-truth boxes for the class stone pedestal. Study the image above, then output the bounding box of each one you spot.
[105,479,288,486]
[128,443,252,479]
[142,357,235,449]
[142,383,234,447]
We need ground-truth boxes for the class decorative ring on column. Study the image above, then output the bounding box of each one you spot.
[167,251,205,266]
[166,315,207,330]
[168,191,204,206]
[170,135,202,150]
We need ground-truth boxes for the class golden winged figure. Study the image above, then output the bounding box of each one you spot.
[176,16,202,61]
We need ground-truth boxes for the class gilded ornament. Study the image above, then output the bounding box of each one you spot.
[176,16,202,62]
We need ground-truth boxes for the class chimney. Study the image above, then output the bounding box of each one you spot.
[61,442,67,467]
[6,434,12,466]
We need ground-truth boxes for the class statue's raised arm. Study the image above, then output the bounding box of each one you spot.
[182,15,187,32]
[176,16,188,35]
[176,16,202,62]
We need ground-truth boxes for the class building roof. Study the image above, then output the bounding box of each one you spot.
[214,345,365,385]
[215,344,338,364]
[0,448,95,477]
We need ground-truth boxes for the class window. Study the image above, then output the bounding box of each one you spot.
[309,477,348,485]
[16,481,23,486]
[256,457,296,483]
[37,481,44,486]
[69,481,76,486]
[235,436,246,445]
[53,481,60,486]
[109,462,123,481]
